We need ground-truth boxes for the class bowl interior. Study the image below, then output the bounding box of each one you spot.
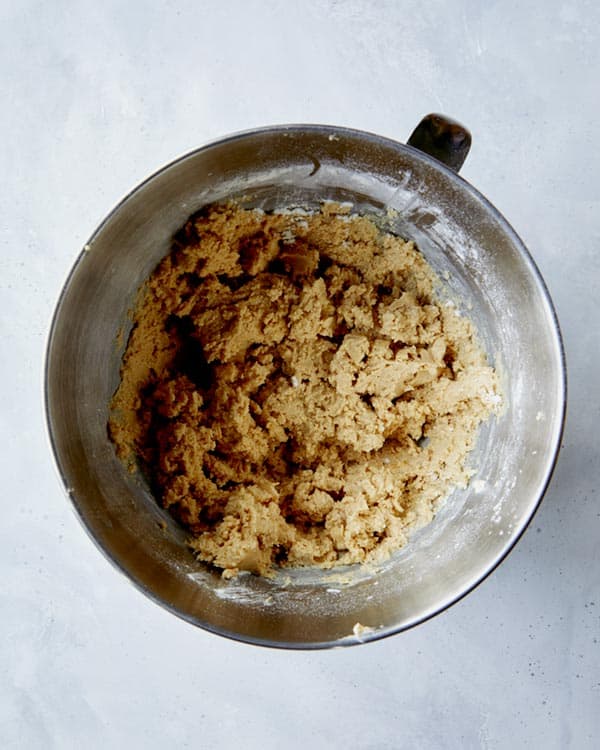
[46,126,565,647]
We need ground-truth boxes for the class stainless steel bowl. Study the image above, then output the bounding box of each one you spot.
[45,118,566,648]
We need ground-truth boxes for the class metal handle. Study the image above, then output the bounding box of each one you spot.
[407,114,471,172]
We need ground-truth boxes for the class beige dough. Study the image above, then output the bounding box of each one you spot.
[109,202,501,578]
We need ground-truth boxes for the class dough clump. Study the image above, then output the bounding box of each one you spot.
[109,203,501,577]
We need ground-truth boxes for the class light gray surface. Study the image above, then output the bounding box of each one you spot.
[1,0,597,747]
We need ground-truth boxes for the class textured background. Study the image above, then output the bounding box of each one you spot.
[1,1,598,747]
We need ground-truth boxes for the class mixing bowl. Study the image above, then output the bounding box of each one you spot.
[45,116,566,648]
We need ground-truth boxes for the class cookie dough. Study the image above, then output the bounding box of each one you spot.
[109,202,501,578]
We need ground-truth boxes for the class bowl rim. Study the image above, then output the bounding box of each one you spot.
[44,122,568,649]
